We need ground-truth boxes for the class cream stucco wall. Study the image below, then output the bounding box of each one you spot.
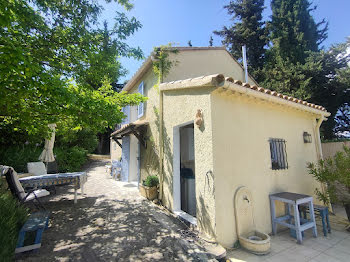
[109,67,159,183]
[111,49,257,183]
[211,92,324,248]
[110,139,122,161]
[128,68,160,183]
[110,49,326,246]
[164,49,256,85]
[162,87,216,238]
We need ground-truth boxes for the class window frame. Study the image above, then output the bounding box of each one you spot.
[269,138,288,170]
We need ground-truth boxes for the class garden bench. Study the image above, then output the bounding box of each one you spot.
[15,211,50,254]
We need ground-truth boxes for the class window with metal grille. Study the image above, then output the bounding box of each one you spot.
[269,138,288,170]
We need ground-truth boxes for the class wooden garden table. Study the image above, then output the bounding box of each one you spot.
[269,192,317,244]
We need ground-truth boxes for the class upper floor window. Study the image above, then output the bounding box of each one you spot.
[138,81,144,118]
[269,138,288,170]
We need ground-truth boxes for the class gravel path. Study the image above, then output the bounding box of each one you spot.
[16,159,215,262]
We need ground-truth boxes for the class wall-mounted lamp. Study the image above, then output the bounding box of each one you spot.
[303,132,312,143]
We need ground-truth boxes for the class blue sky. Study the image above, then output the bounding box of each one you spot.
[102,0,350,82]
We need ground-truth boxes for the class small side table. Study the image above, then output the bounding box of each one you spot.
[269,192,317,244]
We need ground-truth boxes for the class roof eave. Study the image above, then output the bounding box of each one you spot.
[158,74,330,117]
[221,82,330,117]
[122,57,153,92]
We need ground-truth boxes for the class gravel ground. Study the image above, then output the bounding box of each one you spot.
[16,159,215,262]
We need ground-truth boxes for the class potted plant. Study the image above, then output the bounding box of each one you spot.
[139,175,159,200]
[307,145,350,223]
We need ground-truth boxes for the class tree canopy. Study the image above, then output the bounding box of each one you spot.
[214,0,268,72]
[0,0,146,140]
[269,0,328,64]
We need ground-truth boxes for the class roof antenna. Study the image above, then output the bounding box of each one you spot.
[242,45,248,83]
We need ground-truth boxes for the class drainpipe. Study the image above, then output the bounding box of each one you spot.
[242,45,248,83]
[158,59,165,201]
[314,116,324,160]
[314,116,333,212]
[159,89,164,201]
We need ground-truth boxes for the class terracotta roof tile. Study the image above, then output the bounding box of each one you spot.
[160,74,329,114]
[225,77,234,82]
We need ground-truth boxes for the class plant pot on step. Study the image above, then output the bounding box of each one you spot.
[139,185,158,200]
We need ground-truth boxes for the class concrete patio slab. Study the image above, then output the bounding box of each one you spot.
[228,221,349,262]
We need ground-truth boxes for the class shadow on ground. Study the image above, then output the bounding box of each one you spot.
[15,160,214,262]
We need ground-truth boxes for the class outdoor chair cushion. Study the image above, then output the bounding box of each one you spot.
[0,165,50,202]
[25,189,50,202]
[27,162,47,176]
[8,167,27,200]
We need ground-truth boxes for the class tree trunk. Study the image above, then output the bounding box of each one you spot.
[344,203,350,222]
[95,130,112,155]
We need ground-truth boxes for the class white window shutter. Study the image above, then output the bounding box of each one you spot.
[138,82,144,118]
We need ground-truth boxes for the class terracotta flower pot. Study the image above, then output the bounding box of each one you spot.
[139,185,158,200]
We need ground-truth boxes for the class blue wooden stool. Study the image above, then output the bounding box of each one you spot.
[300,204,331,237]
[15,211,50,253]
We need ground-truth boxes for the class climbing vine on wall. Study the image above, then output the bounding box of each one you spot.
[151,43,179,83]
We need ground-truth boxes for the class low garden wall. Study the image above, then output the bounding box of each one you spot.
[321,140,350,159]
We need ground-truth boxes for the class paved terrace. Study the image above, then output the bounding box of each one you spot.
[16,158,349,262]
[228,224,350,262]
[16,159,215,261]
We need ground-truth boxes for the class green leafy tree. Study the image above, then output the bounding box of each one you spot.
[303,42,350,138]
[214,0,268,73]
[261,1,349,138]
[0,0,145,140]
[261,40,350,139]
[308,146,350,222]
[335,103,350,136]
[262,0,328,92]
[269,0,328,64]
[214,0,349,138]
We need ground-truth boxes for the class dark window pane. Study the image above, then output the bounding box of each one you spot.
[269,139,288,170]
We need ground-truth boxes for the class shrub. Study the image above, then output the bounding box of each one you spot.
[0,191,29,261]
[55,128,98,153]
[0,145,88,173]
[143,175,159,187]
[54,146,88,172]
[0,145,42,173]
[307,145,350,221]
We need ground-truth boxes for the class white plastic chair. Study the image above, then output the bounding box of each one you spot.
[27,162,47,176]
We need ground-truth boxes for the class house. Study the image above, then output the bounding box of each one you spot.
[110,47,330,247]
